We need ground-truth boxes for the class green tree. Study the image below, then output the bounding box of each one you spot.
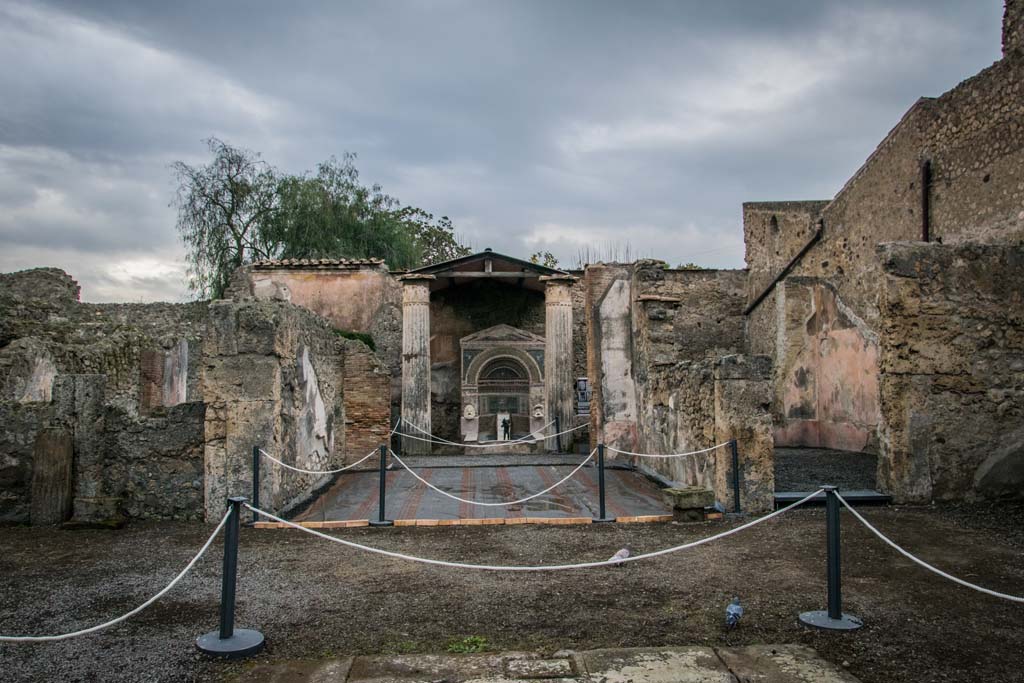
[171,138,279,298]
[396,207,472,265]
[529,251,560,268]
[172,142,471,298]
[676,262,704,270]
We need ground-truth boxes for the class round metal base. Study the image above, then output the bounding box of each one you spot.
[593,517,617,524]
[368,519,394,527]
[196,628,265,659]
[798,610,864,631]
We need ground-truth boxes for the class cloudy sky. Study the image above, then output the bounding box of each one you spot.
[0,0,1006,302]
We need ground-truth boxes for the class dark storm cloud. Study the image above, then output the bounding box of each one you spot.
[0,0,1006,300]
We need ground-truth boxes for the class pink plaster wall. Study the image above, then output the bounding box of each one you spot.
[775,282,881,452]
[249,269,397,333]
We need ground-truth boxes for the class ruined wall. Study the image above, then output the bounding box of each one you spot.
[744,22,1024,458]
[0,268,207,414]
[628,261,753,499]
[0,402,53,523]
[877,242,1024,503]
[234,261,403,377]
[342,339,392,460]
[1007,0,1023,56]
[429,281,546,440]
[203,299,346,520]
[585,264,637,452]
[772,278,881,453]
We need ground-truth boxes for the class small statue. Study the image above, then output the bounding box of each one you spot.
[501,417,511,440]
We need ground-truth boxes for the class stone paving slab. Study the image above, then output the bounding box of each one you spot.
[236,646,860,683]
[715,645,861,683]
[576,647,733,683]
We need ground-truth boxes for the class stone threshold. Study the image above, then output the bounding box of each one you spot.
[252,514,672,529]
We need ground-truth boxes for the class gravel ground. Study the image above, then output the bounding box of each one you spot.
[774,447,879,491]
[2,500,1023,683]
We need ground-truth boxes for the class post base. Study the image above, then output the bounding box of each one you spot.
[368,519,394,527]
[592,517,617,523]
[196,628,265,658]
[798,610,864,631]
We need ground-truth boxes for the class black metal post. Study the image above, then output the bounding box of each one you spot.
[730,439,741,513]
[369,444,393,527]
[250,446,260,525]
[196,497,265,658]
[593,443,615,523]
[798,486,863,631]
[555,415,562,454]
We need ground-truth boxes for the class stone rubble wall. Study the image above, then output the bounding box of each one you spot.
[202,299,348,521]
[0,401,53,523]
[877,242,1024,503]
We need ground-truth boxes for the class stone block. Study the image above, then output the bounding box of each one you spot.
[661,486,715,510]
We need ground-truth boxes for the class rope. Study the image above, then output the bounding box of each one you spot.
[259,447,377,475]
[242,490,821,571]
[0,508,232,643]
[389,449,595,507]
[396,421,587,449]
[836,492,1024,604]
[605,441,732,458]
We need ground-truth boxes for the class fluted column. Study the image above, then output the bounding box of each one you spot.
[542,275,576,451]
[400,274,434,455]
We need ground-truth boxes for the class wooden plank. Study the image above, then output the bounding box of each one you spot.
[30,429,73,526]
[432,271,541,279]
[526,516,593,525]
[616,514,673,524]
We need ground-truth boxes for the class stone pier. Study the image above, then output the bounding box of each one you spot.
[400,274,434,454]
[542,275,576,451]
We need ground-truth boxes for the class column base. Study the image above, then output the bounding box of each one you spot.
[196,628,265,658]
[368,519,394,527]
[592,517,617,523]
[798,610,864,631]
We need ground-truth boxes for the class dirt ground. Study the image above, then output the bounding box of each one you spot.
[2,501,1023,683]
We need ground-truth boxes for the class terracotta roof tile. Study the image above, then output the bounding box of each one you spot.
[252,258,385,270]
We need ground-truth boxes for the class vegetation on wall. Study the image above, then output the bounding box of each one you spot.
[171,138,471,298]
[332,328,376,351]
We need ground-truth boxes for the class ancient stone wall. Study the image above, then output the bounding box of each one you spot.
[744,24,1024,459]
[0,268,208,414]
[203,299,346,520]
[342,339,392,460]
[0,401,53,523]
[1007,0,1023,56]
[585,264,637,452]
[772,278,881,453]
[877,242,1024,503]
[233,261,403,377]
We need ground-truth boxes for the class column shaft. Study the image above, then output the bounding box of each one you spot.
[543,276,576,451]
[400,276,434,455]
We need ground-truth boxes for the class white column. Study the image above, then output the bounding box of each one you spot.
[400,274,434,455]
[542,275,576,451]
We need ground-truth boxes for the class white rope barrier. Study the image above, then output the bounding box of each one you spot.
[259,447,377,475]
[389,449,595,507]
[836,492,1024,604]
[0,508,232,643]
[243,490,821,572]
[605,441,732,459]
[396,421,588,450]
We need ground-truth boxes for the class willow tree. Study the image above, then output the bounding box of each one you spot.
[171,138,279,298]
[171,140,471,299]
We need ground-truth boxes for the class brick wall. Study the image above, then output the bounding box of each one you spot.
[342,339,392,461]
